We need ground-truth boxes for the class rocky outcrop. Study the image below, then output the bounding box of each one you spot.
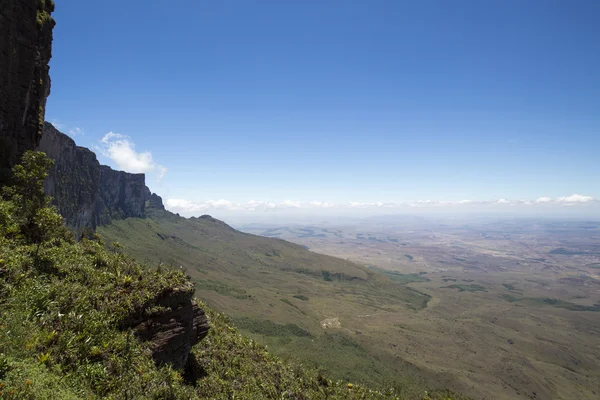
[125,281,210,370]
[0,0,55,185]
[37,122,164,233]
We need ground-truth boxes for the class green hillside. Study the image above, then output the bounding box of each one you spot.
[98,207,438,395]
[0,152,469,399]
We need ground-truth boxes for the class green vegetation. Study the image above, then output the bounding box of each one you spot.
[194,279,250,300]
[587,263,600,269]
[0,152,468,399]
[230,317,427,398]
[0,152,197,398]
[548,248,583,255]
[502,283,522,293]
[198,310,469,400]
[36,0,55,26]
[233,317,311,338]
[368,266,430,285]
[99,214,435,391]
[442,284,488,292]
[501,294,600,312]
[404,254,414,261]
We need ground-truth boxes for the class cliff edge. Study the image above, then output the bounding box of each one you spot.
[37,122,165,233]
[0,0,55,184]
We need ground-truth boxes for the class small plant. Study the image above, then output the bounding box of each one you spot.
[121,275,133,287]
[37,352,51,366]
[0,353,10,378]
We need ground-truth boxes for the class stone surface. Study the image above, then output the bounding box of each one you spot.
[37,122,165,233]
[0,0,55,184]
[126,283,210,370]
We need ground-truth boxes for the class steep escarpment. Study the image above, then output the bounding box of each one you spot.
[37,122,164,233]
[0,0,55,184]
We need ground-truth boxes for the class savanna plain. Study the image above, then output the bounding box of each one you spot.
[236,216,600,400]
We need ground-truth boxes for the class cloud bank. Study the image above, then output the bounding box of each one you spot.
[100,132,167,182]
[165,194,599,215]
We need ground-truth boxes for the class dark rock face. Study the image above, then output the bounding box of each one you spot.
[37,122,165,233]
[0,0,55,184]
[125,282,210,370]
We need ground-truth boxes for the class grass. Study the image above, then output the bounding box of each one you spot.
[442,284,488,292]
[501,295,600,312]
[548,248,584,255]
[1,231,441,399]
[502,283,522,293]
[0,232,199,398]
[194,278,250,299]
[368,266,430,285]
[197,308,470,400]
[233,317,312,337]
[0,229,468,400]
[98,210,442,394]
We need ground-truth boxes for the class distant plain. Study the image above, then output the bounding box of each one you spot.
[239,217,600,400]
[100,213,600,400]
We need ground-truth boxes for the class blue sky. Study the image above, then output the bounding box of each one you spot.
[46,0,600,218]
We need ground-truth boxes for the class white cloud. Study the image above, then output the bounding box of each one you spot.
[347,201,388,208]
[281,200,301,208]
[99,132,167,182]
[556,194,595,203]
[308,201,335,208]
[164,194,599,215]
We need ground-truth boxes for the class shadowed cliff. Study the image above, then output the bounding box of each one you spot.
[0,0,55,184]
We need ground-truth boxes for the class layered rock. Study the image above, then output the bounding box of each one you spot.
[37,122,164,233]
[126,281,210,370]
[0,0,55,184]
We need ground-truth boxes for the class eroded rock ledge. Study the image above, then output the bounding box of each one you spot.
[122,281,210,370]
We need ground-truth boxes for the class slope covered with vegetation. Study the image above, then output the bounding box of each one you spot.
[0,152,468,399]
[98,209,435,392]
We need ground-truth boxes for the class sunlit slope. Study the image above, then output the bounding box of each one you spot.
[98,208,435,393]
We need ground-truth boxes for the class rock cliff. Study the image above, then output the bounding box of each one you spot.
[0,0,55,184]
[37,122,164,233]
[124,281,210,370]
[1,1,210,374]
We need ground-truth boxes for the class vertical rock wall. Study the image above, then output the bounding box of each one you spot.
[0,0,55,184]
[37,123,163,234]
